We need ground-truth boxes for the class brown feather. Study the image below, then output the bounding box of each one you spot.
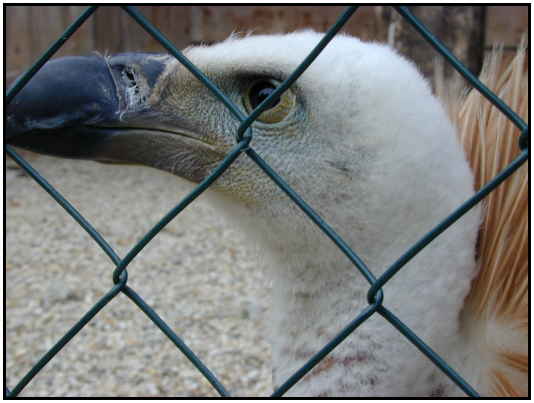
[438,40,528,397]
[492,369,525,397]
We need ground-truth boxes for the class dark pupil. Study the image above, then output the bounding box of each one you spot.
[249,81,280,110]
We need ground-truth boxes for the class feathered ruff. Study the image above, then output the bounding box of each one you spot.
[438,40,528,397]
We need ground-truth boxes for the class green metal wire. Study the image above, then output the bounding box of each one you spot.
[5,4,528,398]
[5,142,236,397]
[519,127,529,150]
[377,306,479,397]
[122,285,230,396]
[394,6,528,136]
[5,6,98,106]
[112,139,249,284]
[8,271,128,397]
[5,146,120,265]
[368,149,529,301]
[120,6,248,129]
[236,6,360,141]
[245,148,380,289]
[272,301,381,397]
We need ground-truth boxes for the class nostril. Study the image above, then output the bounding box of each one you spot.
[120,66,147,108]
[123,68,136,85]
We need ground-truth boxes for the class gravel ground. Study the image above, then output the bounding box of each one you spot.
[6,151,272,397]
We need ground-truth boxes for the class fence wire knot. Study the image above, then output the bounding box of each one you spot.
[519,128,529,150]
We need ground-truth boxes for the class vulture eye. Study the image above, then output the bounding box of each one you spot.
[244,79,295,124]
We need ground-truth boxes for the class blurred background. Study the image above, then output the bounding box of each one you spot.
[5,5,529,398]
[6,5,528,86]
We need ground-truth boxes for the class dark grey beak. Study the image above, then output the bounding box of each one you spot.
[6,52,226,183]
[6,53,171,159]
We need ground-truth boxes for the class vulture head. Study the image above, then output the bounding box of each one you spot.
[7,31,490,396]
[7,31,475,218]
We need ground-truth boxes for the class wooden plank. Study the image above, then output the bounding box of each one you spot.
[60,6,95,56]
[5,6,32,82]
[485,5,528,47]
[120,5,154,51]
[146,6,192,50]
[94,6,124,54]
[484,5,528,69]
[93,6,192,54]
[190,6,388,44]
[10,6,95,61]
[28,6,65,59]
[387,6,485,80]
[189,5,485,81]
[121,6,192,52]
[7,5,527,85]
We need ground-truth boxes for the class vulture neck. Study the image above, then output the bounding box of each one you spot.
[263,221,469,397]
[210,185,477,396]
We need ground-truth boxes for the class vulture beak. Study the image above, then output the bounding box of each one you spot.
[6,53,225,183]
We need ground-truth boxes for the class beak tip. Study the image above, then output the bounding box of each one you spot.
[6,55,119,142]
[5,52,172,161]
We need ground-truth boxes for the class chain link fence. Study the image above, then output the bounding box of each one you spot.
[5,5,528,397]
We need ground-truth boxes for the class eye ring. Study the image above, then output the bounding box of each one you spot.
[243,79,296,124]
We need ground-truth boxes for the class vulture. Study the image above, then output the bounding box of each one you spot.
[6,31,528,397]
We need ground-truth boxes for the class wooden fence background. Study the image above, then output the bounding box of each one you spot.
[5,5,528,85]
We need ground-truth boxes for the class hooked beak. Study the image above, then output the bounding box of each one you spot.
[6,53,225,183]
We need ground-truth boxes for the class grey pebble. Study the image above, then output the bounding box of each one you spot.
[6,153,272,397]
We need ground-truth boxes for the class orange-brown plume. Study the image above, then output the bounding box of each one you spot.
[438,39,528,397]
